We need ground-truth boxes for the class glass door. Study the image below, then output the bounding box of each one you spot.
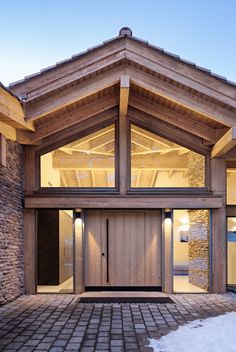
[37,209,74,293]
[227,217,236,287]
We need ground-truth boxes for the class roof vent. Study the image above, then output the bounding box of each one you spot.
[119,27,132,37]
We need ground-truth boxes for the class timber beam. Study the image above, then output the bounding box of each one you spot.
[127,66,236,127]
[119,75,130,116]
[0,86,34,131]
[211,127,236,158]
[129,93,217,142]
[128,107,210,154]
[24,67,122,120]
[17,95,118,144]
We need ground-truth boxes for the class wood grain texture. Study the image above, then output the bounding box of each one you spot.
[85,210,161,287]
[24,209,36,294]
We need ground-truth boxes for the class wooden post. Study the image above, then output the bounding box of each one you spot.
[74,211,84,293]
[162,210,173,293]
[0,133,6,167]
[119,75,130,194]
[24,209,37,294]
[211,158,226,293]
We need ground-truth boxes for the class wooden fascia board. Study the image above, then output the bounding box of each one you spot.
[25,67,122,120]
[18,95,118,144]
[211,126,236,158]
[119,75,130,116]
[10,38,127,97]
[125,39,236,106]
[129,93,217,142]
[128,107,210,155]
[127,66,236,127]
[0,87,34,131]
[24,51,126,102]
[24,195,223,209]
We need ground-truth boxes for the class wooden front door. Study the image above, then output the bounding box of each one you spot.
[85,210,162,288]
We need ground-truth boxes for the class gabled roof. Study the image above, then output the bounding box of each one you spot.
[9,27,236,89]
[3,28,236,158]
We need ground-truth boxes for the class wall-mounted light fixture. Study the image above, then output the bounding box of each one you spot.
[164,208,172,219]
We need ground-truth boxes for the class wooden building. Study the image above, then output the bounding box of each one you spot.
[1,27,236,301]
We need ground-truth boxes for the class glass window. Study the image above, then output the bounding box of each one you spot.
[37,210,74,293]
[227,217,236,286]
[227,169,236,204]
[173,209,210,293]
[130,124,205,188]
[40,124,115,188]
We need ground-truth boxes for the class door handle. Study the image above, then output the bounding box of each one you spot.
[106,218,109,283]
[102,252,105,256]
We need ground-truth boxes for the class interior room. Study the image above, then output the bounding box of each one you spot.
[173,209,210,293]
[37,209,74,293]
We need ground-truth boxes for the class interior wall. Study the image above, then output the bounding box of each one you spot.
[227,171,236,204]
[0,139,24,305]
[37,209,60,285]
[40,153,60,187]
[59,210,73,283]
[227,217,236,285]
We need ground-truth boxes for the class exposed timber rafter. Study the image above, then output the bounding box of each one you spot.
[128,107,210,154]
[119,75,130,117]
[129,93,217,143]
[24,67,122,120]
[126,66,236,127]
[211,127,236,158]
[17,95,118,144]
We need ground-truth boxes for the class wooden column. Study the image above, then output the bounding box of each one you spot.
[119,75,129,194]
[24,209,37,294]
[211,158,226,293]
[162,210,173,293]
[74,212,84,293]
[0,133,6,166]
[24,146,37,294]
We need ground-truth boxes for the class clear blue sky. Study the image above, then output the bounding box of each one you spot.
[1,0,236,86]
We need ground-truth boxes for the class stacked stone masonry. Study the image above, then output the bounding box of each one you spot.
[188,153,209,291]
[0,139,24,305]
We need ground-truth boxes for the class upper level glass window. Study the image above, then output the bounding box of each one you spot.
[130,124,205,188]
[227,169,236,204]
[40,124,115,188]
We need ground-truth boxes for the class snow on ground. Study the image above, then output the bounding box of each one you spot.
[147,312,236,352]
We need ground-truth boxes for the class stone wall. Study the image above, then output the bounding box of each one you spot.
[0,139,24,305]
[188,152,209,291]
[188,209,210,291]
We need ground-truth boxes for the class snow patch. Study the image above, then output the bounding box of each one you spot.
[147,312,236,352]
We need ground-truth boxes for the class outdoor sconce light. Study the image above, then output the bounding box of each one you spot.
[164,208,172,219]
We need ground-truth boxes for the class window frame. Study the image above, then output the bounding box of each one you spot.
[37,119,119,193]
[128,120,210,192]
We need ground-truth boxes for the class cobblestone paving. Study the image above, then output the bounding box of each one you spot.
[0,293,236,351]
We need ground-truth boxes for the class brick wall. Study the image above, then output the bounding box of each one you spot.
[0,139,24,305]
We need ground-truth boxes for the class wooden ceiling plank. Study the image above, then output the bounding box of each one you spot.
[35,108,118,150]
[25,67,122,120]
[125,39,236,103]
[126,49,236,109]
[119,75,130,117]
[211,127,236,158]
[129,93,217,143]
[127,66,236,128]
[28,95,118,142]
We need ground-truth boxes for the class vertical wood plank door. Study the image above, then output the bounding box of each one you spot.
[85,210,162,288]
